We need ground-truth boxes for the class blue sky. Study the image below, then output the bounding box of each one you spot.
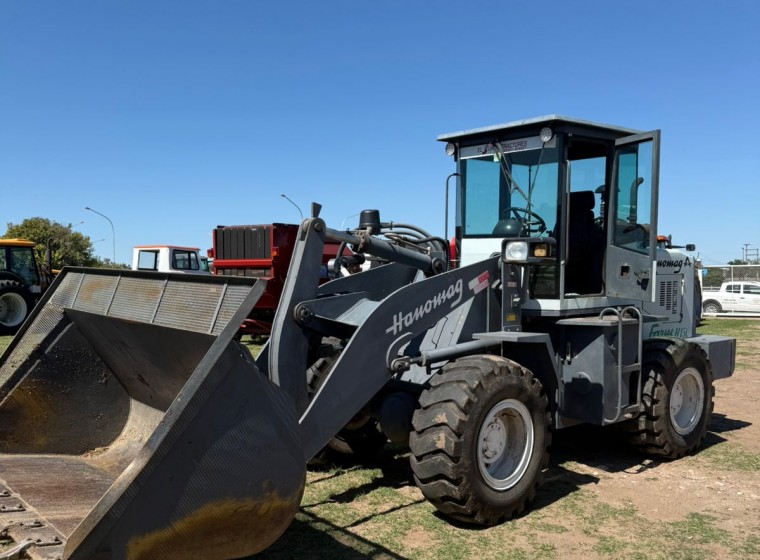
[2,1,758,265]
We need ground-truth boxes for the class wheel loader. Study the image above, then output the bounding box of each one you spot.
[0,116,735,559]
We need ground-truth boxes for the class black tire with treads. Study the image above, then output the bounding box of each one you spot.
[409,355,550,525]
[623,339,713,459]
[306,339,387,465]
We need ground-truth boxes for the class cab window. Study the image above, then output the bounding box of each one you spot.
[612,140,653,254]
[137,250,159,271]
[460,145,560,237]
[172,250,199,271]
[10,247,38,285]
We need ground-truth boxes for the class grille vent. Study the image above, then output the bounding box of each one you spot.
[658,279,680,315]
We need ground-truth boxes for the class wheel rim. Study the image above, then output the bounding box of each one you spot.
[477,399,534,491]
[704,303,719,314]
[670,367,705,435]
[0,292,28,327]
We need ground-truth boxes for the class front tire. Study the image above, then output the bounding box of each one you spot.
[702,300,722,314]
[409,355,550,525]
[0,280,33,335]
[624,340,713,459]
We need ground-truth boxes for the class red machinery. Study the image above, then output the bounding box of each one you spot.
[209,223,340,335]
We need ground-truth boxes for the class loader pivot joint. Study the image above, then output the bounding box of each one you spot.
[431,257,445,275]
[294,303,313,324]
[390,357,412,374]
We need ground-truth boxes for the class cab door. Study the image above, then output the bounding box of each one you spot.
[605,131,660,301]
[722,283,740,311]
[738,283,760,312]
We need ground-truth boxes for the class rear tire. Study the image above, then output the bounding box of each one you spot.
[624,340,713,459]
[323,416,387,459]
[306,340,387,466]
[0,280,33,335]
[702,300,721,314]
[409,355,550,525]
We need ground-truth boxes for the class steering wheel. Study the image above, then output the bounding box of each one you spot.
[501,207,547,236]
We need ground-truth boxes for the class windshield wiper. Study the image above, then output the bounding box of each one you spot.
[492,139,548,215]
[491,141,529,205]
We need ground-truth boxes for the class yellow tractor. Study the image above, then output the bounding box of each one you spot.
[0,239,46,335]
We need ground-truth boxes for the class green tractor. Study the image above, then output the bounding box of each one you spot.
[0,238,46,335]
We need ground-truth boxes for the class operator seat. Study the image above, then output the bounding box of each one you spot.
[492,217,522,237]
[564,190,603,295]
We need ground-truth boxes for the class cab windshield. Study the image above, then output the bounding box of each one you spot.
[8,247,39,286]
[460,142,560,238]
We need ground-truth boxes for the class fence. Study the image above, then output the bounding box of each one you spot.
[701,264,760,316]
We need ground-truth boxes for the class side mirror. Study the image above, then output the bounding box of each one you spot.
[685,244,696,252]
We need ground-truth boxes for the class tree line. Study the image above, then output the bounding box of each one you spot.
[3,217,127,270]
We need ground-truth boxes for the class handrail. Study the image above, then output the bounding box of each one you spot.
[598,306,643,424]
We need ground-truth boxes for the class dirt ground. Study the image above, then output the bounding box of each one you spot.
[548,324,758,557]
[506,352,760,559]
[261,323,760,560]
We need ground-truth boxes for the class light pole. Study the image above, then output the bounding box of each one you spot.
[341,212,360,230]
[280,193,303,221]
[85,207,116,263]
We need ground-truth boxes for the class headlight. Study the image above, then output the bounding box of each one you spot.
[504,241,529,261]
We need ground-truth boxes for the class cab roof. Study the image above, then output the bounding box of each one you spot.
[0,238,36,247]
[437,115,642,142]
[134,245,201,251]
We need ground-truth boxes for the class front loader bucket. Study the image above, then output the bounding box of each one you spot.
[0,269,305,560]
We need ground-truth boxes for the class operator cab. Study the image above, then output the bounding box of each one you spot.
[0,239,41,289]
[440,115,660,314]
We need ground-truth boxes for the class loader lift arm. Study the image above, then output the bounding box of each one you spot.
[262,211,499,463]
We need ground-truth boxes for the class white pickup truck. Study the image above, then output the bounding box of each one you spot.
[132,245,211,275]
[702,281,760,314]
